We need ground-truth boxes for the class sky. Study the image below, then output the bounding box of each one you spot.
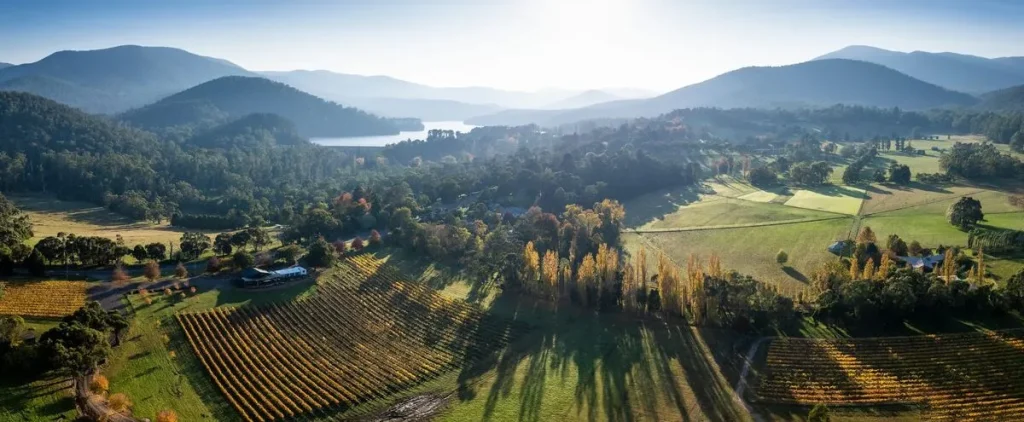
[2,0,1024,93]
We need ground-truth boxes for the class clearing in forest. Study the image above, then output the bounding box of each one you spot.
[0,280,88,318]
[9,194,195,246]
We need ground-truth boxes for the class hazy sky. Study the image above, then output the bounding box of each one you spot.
[3,0,1023,92]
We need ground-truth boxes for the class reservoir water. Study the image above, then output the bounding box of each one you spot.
[310,121,478,147]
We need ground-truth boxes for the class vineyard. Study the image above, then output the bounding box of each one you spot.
[757,329,1024,420]
[177,255,526,422]
[0,280,88,318]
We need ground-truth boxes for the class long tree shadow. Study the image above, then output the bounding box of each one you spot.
[454,292,753,422]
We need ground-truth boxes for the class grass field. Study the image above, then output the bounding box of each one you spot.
[638,199,840,231]
[10,194,199,246]
[627,218,854,296]
[784,186,865,215]
[0,377,76,422]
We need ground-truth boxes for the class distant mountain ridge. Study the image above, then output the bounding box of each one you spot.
[120,76,409,137]
[815,45,1024,93]
[545,90,624,109]
[468,59,977,126]
[0,62,11,70]
[0,45,253,113]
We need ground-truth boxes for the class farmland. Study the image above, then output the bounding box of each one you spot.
[757,330,1024,420]
[0,280,88,318]
[9,194,198,246]
[177,255,525,421]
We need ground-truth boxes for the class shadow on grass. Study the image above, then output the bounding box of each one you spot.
[781,266,809,284]
[454,293,751,422]
[621,185,702,228]
[803,185,864,198]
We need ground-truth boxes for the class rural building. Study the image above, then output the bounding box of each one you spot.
[239,266,308,287]
[895,254,945,271]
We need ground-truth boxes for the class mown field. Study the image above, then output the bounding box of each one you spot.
[624,136,1024,293]
[9,194,198,246]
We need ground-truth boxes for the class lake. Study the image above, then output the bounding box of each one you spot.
[310,121,478,147]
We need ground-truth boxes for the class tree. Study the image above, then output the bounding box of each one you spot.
[143,260,160,282]
[174,262,188,278]
[23,249,46,276]
[747,166,778,187]
[131,245,148,262]
[808,403,831,421]
[179,232,212,260]
[351,237,365,251]
[112,265,130,282]
[0,315,25,345]
[1011,131,1024,153]
[873,169,887,183]
[368,230,383,248]
[841,165,860,185]
[247,226,271,251]
[145,243,167,261]
[108,392,132,413]
[856,226,877,245]
[888,163,911,185]
[206,256,221,273]
[305,237,336,268]
[230,231,251,252]
[213,233,233,256]
[233,251,255,269]
[275,244,302,264]
[947,196,984,230]
[332,240,348,254]
[39,322,110,375]
[0,193,32,250]
[886,234,908,256]
[1005,269,1024,309]
[521,241,540,289]
[776,250,789,265]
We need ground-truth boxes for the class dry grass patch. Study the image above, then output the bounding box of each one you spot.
[10,194,211,246]
[784,186,865,215]
[860,185,984,215]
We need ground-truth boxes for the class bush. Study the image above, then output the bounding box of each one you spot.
[108,393,132,413]
[332,240,348,254]
[306,238,337,268]
[174,262,188,278]
[351,237,365,251]
[275,244,302,264]
[776,250,788,265]
[143,260,160,282]
[89,374,109,394]
[156,410,179,422]
[746,166,778,187]
[233,251,255,269]
[368,230,383,248]
[112,265,131,282]
[206,256,221,273]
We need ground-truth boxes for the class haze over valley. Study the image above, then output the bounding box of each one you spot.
[3,2,1024,422]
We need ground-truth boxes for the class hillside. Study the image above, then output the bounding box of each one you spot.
[261,69,574,109]
[0,62,11,70]
[816,45,1024,93]
[188,113,307,149]
[343,97,502,121]
[469,59,978,126]
[545,89,624,109]
[0,45,252,113]
[120,76,407,137]
[978,85,1024,112]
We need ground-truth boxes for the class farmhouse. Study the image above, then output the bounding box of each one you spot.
[895,254,945,271]
[239,266,308,287]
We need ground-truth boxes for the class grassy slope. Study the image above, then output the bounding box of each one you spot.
[103,281,318,421]
[0,377,76,421]
[627,218,854,297]
[639,199,840,230]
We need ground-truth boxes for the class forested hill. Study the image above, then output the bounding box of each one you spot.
[468,59,979,127]
[0,45,252,114]
[978,85,1024,112]
[120,76,411,138]
[815,45,1024,93]
[189,113,308,149]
